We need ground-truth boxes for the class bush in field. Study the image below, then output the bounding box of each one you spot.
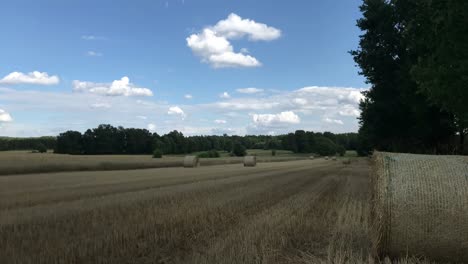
[197,150,220,158]
[315,137,338,156]
[232,142,246,157]
[36,143,47,153]
[271,149,276,156]
[336,145,346,156]
[152,149,163,158]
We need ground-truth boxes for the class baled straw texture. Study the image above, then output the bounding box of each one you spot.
[371,152,468,262]
[309,155,315,160]
[183,156,200,168]
[243,156,257,167]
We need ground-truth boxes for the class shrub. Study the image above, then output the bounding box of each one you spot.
[152,149,163,158]
[314,137,337,156]
[36,143,47,153]
[271,149,276,156]
[232,142,246,157]
[197,150,220,158]
[336,145,346,156]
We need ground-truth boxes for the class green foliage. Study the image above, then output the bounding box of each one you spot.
[36,143,47,153]
[0,137,56,151]
[336,145,346,157]
[232,142,246,157]
[351,0,457,155]
[271,149,276,156]
[315,137,337,156]
[152,149,163,158]
[197,150,220,158]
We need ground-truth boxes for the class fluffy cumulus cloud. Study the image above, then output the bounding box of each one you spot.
[252,111,300,127]
[0,109,13,122]
[0,71,59,85]
[73,76,153,97]
[168,106,186,119]
[184,94,193,99]
[186,13,280,68]
[237,88,264,94]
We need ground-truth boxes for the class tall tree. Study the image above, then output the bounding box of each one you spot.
[351,0,455,154]
[408,0,468,153]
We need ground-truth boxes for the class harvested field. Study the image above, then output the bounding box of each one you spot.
[0,159,439,263]
[0,151,307,176]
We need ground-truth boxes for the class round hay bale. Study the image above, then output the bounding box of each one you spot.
[324,156,329,160]
[183,155,200,168]
[332,156,337,161]
[309,155,315,160]
[371,152,468,262]
[243,156,257,167]
[342,158,351,165]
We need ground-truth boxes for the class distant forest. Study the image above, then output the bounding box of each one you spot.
[0,124,357,157]
[353,0,468,155]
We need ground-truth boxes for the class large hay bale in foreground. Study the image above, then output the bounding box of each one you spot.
[371,152,468,262]
[243,156,257,167]
[183,156,199,168]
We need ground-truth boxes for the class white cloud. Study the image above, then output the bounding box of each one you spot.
[209,51,260,68]
[324,117,344,125]
[186,13,280,68]
[186,29,260,68]
[0,109,13,122]
[214,119,227,124]
[237,87,264,94]
[168,106,186,119]
[0,71,59,85]
[184,94,193,99]
[86,51,103,57]
[213,13,281,41]
[81,35,105,40]
[90,103,111,109]
[219,92,231,99]
[137,115,147,120]
[73,76,153,97]
[147,123,157,132]
[339,105,360,117]
[252,111,300,126]
[292,98,307,105]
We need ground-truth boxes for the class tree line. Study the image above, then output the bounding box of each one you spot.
[52,124,357,156]
[353,0,468,155]
[0,137,56,151]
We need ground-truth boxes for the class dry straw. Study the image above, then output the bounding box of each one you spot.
[243,156,257,167]
[371,152,468,262]
[342,158,351,165]
[309,155,315,160]
[325,156,329,160]
[332,156,337,161]
[183,156,200,168]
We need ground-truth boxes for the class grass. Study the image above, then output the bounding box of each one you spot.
[0,159,438,263]
[0,150,309,176]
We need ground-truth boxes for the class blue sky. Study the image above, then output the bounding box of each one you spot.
[0,0,367,137]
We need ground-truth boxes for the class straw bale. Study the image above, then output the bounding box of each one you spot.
[309,155,315,160]
[183,156,200,168]
[371,152,468,262]
[243,156,257,167]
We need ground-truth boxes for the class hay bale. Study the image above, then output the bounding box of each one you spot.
[324,156,329,160]
[183,155,199,168]
[342,158,351,165]
[243,156,257,167]
[332,156,337,161]
[371,152,468,262]
[309,155,315,160]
